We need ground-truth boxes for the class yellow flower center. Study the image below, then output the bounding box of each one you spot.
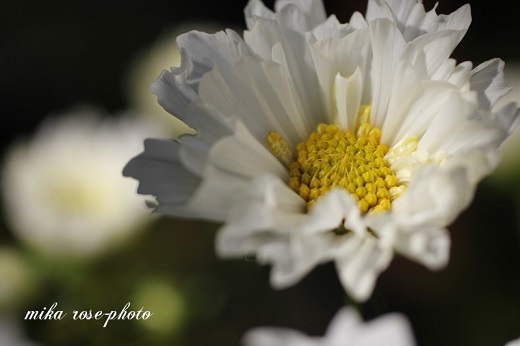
[267,106,407,213]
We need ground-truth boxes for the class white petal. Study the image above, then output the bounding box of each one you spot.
[365,0,394,24]
[381,59,427,143]
[389,81,459,145]
[494,102,520,138]
[243,307,416,346]
[199,64,293,145]
[332,69,363,130]
[309,28,372,117]
[408,29,468,77]
[151,30,244,120]
[200,43,318,146]
[123,139,202,214]
[395,227,450,270]
[303,189,365,236]
[353,313,416,346]
[310,15,352,41]
[336,237,393,302]
[349,11,369,30]
[243,6,323,121]
[215,174,304,254]
[392,164,475,228]
[215,175,322,287]
[418,90,494,155]
[177,99,235,175]
[209,121,287,179]
[328,307,416,346]
[369,19,407,127]
[187,164,248,221]
[244,0,275,29]
[188,121,291,221]
[367,0,471,43]
[324,307,362,341]
[275,0,327,29]
[470,58,511,109]
[243,328,316,346]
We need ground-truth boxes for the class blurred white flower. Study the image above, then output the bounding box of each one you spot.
[0,247,36,311]
[2,108,162,258]
[124,0,520,301]
[0,316,40,346]
[242,307,415,346]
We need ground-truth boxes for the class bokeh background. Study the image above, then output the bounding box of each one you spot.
[1,0,520,345]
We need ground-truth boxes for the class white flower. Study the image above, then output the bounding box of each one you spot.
[124,0,520,301]
[0,316,40,346]
[2,108,161,258]
[242,307,415,346]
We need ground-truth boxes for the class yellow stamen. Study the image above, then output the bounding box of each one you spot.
[267,106,407,213]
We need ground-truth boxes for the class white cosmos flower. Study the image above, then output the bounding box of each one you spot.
[2,108,161,258]
[242,307,415,346]
[124,0,520,301]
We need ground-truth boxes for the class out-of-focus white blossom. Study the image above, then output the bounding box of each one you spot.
[242,307,415,346]
[0,316,40,346]
[1,108,163,259]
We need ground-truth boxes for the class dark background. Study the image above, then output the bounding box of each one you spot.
[1,0,520,345]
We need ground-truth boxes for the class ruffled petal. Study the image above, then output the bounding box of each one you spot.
[366,0,471,42]
[470,58,511,109]
[150,30,245,120]
[369,19,407,127]
[303,189,366,236]
[417,89,490,155]
[274,0,327,29]
[245,0,326,32]
[309,15,353,41]
[408,29,468,77]
[215,174,319,287]
[335,237,393,301]
[123,139,202,218]
[208,121,287,179]
[244,19,323,123]
[494,102,520,138]
[392,164,475,228]
[395,226,450,270]
[332,69,363,130]
[309,27,372,118]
